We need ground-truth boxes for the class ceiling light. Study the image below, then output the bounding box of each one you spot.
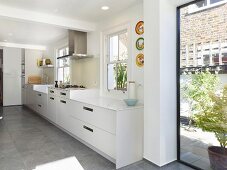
[8,33,13,36]
[101,6,109,10]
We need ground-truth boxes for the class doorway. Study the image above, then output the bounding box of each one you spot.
[177,0,227,169]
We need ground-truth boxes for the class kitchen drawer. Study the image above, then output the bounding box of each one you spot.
[36,103,43,114]
[56,98,70,131]
[48,88,56,95]
[69,116,116,159]
[69,101,116,134]
[47,95,57,123]
[57,90,69,98]
[35,92,47,116]
[36,92,43,103]
[41,94,47,116]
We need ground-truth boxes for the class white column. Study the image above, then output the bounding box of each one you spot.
[144,0,177,166]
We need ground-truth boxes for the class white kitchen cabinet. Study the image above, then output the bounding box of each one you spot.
[35,92,47,117]
[25,85,34,109]
[41,94,47,117]
[56,97,71,132]
[3,47,22,106]
[47,94,57,123]
[31,91,37,110]
[22,88,26,105]
[24,86,47,118]
[68,114,116,159]
[67,99,143,169]
[68,100,116,134]
[24,87,143,169]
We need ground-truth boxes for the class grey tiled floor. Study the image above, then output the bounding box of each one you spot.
[180,135,211,170]
[0,106,195,170]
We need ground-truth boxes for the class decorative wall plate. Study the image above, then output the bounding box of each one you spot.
[136,53,144,67]
[136,37,144,50]
[135,21,144,35]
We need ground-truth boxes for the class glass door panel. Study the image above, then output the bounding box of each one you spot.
[178,1,227,170]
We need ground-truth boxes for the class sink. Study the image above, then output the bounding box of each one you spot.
[33,84,53,94]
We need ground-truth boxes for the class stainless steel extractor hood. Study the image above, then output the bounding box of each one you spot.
[57,30,93,59]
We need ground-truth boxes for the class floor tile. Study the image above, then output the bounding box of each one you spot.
[0,106,195,170]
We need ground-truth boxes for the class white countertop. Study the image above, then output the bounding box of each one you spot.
[47,87,143,111]
[71,96,144,111]
[26,84,53,94]
[64,88,143,111]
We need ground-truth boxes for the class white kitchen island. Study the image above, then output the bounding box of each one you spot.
[24,85,144,169]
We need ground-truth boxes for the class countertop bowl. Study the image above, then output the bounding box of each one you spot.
[124,99,138,106]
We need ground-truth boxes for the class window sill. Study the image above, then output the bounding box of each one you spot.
[188,1,227,14]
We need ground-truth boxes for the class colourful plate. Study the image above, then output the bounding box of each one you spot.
[135,21,144,35]
[136,37,144,50]
[136,53,144,67]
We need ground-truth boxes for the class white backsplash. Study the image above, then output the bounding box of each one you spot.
[70,57,100,88]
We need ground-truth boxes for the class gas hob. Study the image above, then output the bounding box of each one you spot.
[58,85,85,89]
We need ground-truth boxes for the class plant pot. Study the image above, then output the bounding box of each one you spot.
[208,146,227,170]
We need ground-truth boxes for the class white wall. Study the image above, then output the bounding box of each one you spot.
[98,2,144,102]
[25,49,43,83]
[43,37,68,84]
[144,0,177,166]
[71,57,100,88]
[42,45,57,84]
[69,30,100,88]
[44,2,144,92]
[44,33,100,87]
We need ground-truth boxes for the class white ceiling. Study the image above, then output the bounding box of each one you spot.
[0,0,142,46]
[0,0,142,22]
[0,17,67,46]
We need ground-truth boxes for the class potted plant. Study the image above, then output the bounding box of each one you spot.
[194,85,227,170]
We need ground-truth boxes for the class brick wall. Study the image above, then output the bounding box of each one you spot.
[180,3,227,46]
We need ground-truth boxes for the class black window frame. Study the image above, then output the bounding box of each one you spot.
[177,1,206,170]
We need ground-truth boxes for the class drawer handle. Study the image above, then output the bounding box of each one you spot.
[83,125,93,132]
[60,92,66,96]
[50,90,54,93]
[38,104,42,107]
[60,100,66,104]
[38,94,41,96]
[50,97,54,100]
[83,106,93,112]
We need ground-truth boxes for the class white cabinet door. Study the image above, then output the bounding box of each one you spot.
[34,91,43,113]
[68,115,115,158]
[56,98,70,132]
[25,87,29,107]
[34,92,40,113]
[22,88,26,105]
[40,93,47,117]
[3,47,22,106]
[69,101,116,134]
[68,115,85,140]
[27,87,34,110]
[32,92,47,116]
[47,95,57,123]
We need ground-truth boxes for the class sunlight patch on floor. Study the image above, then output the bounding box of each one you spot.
[34,156,84,170]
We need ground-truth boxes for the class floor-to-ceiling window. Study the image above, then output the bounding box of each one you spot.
[177,1,227,170]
